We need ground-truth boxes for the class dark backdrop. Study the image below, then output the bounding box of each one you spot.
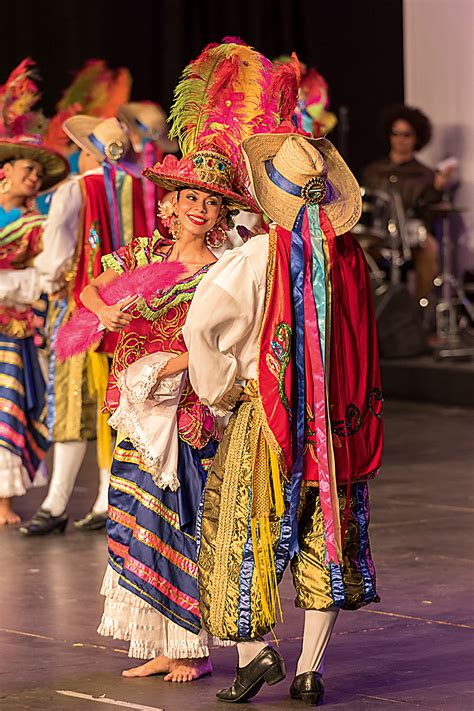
[2,0,403,179]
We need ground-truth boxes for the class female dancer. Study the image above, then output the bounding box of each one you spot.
[79,37,293,683]
[0,134,69,524]
[81,164,256,680]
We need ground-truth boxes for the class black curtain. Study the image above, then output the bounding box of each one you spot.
[2,0,403,178]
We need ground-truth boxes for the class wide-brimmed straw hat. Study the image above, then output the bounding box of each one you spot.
[144,147,259,212]
[63,115,131,164]
[241,133,361,235]
[117,102,178,153]
[0,136,70,190]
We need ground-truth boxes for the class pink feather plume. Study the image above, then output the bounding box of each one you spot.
[56,261,185,362]
[270,53,301,121]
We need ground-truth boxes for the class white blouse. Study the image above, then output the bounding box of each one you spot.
[34,168,103,293]
[183,232,269,407]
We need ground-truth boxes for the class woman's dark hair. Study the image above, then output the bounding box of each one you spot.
[379,104,432,151]
[0,158,17,169]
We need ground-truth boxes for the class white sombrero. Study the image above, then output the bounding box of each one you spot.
[62,115,131,164]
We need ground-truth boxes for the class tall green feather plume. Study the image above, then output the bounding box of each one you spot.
[168,43,235,157]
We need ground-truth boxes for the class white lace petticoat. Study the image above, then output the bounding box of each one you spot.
[0,449,47,498]
[97,565,210,660]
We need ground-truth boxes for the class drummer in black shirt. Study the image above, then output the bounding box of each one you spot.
[363,105,452,302]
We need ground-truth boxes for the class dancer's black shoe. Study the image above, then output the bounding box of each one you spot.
[290,671,325,706]
[19,508,68,536]
[74,511,107,530]
[216,645,285,703]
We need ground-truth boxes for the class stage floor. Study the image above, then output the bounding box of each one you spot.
[1,401,473,711]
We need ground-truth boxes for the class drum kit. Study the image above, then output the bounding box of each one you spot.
[353,179,474,359]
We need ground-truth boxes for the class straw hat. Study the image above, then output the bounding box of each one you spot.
[62,115,131,164]
[241,133,361,235]
[118,102,178,153]
[0,137,70,190]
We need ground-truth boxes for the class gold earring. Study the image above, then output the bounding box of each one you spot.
[205,223,227,248]
[0,177,12,194]
[170,215,182,241]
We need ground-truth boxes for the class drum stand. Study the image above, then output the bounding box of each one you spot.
[387,176,412,286]
[432,205,474,359]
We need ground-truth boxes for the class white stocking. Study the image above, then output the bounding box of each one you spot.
[296,608,339,676]
[41,441,87,516]
[237,640,268,668]
[91,467,110,514]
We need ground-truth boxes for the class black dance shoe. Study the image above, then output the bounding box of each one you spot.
[74,511,107,531]
[290,671,325,706]
[216,645,285,703]
[19,508,68,536]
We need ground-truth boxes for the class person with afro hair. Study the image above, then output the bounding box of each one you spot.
[363,104,453,303]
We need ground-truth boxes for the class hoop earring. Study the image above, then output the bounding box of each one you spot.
[205,224,227,248]
[0,177,12,194]
[170,215,182,241]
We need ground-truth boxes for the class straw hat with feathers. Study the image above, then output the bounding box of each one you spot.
[143,40,303,213]
[0,59,69,190]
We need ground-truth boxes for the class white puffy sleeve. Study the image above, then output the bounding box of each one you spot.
[183,235,268,406]
[0,268,42,307]
[34,178,82,293]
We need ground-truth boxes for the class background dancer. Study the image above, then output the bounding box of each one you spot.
[0,60,69,524]
[20,116,147,535]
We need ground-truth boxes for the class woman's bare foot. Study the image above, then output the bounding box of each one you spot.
[122,655,173,677]
[164,657,213,683]
[0,498,21,526]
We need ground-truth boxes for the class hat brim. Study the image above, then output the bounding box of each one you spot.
[0,141,70,191]
[143,167,259,213]
[62,115,106,163]
[241,134,362,235]
[118,105,179,154]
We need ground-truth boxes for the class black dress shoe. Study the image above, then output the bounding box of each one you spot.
[216,645,285,703]
[19,508,68,536]
[290,671,325,706]
[74,511,107,530]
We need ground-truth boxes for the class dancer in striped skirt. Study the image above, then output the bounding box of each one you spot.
[0,61,69,523]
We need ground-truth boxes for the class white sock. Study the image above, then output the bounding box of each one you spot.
[41,441,87,516]
[295,608,339,677]
[91,467,110,514]
[237,640,268,668]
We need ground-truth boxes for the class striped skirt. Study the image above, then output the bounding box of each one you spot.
[98,436,218,659]
[0,335,50,497]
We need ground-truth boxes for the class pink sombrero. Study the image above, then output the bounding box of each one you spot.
[143,148,259,213]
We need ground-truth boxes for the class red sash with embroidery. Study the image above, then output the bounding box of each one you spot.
[258,214,383,562]
[73,173,147,354]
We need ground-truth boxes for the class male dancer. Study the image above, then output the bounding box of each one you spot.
[184,133,383,705]
[21,116,147,535]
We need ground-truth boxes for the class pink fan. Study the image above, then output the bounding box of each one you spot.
[56,260,185,361]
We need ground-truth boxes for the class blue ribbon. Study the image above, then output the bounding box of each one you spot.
[307,205,327,367]
[103,162,120,252]
[288,204,307,557]
[88,133,106,157]
[265,160,302,198]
